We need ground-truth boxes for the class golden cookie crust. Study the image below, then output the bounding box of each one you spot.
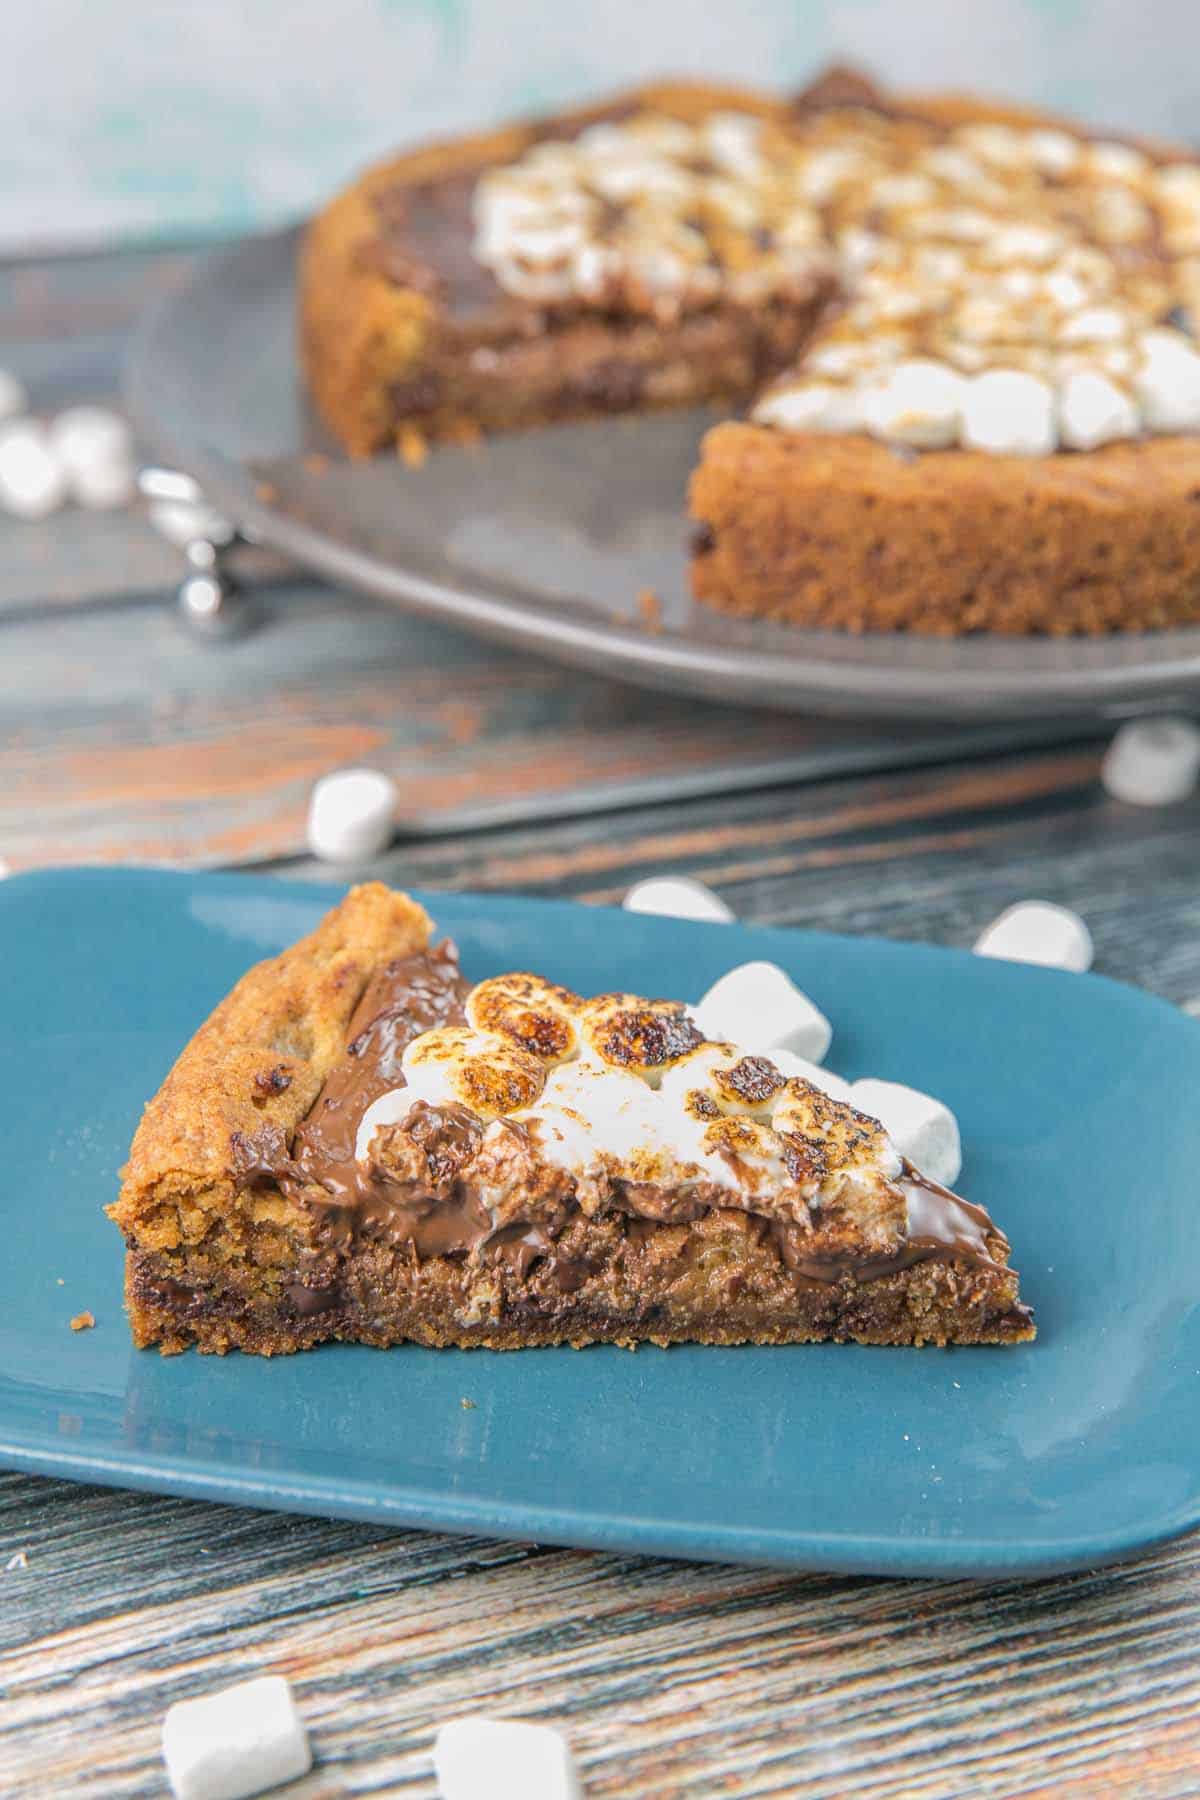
[109,882,431,1248]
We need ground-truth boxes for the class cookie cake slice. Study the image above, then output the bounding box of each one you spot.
[109,884,1034,1354]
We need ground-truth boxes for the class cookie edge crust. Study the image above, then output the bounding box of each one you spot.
[108,882,433,1250]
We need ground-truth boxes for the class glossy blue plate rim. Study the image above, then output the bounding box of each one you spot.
[4,866,1199,1580]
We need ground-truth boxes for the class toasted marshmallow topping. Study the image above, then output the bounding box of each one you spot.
[465,972,581,1061]
[470,96,1200,454]
[358,976,903,1225]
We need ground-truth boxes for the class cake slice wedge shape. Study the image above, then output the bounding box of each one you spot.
[109,883,1034,1354]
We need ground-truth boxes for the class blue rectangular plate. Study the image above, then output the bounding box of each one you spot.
[4,867,1199,1578]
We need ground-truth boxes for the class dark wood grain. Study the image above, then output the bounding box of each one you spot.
[6,1472,1200,1799]
[283,743,1200,1010]
[6,238,1200,1800]
[0,575,1094,873]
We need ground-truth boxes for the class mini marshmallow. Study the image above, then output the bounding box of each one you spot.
[161,1675,311,1800]
[1135,329,1200,433]
[1027,128,1081,178]
[1101,718,1200,806]
[434,1717,583,1800]
[49,405,135,509]
[754,381,864,434]
[768,1049,853,1105]
[0,420,67,519]
[306,767,398,862]
[961,369,1057,456]
[973,901,1093,972]
[0,367,26,421]
[862,359,965,450]
[692,961,832,1064]
[1057,369,1140,450]
[623,876,734,924]
[850,1077,962,1188]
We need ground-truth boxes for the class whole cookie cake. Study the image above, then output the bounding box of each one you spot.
[300,67,1200,635]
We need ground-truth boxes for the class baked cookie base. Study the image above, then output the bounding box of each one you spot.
[123,1205,1033,1357]
[689,421,1200,635]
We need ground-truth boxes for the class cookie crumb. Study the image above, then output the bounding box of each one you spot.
[398,425,429,469]
[70,1311,95,1332]
[254,480,278,505]
[637,587,663,633]
[5,1551,29,1572]
[302,451,331,475]
[460,1396,476,1410]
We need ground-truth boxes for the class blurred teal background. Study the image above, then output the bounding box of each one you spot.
[6,0,1198,250]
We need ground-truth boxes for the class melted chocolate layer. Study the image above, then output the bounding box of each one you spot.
[242,942,1020,1296]
[773,1162,1006,1282]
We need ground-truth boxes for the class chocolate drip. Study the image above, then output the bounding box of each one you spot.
[288,942,471,1208]
[773,1160,1009,1284]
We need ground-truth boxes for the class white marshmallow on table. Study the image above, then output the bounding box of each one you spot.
[692,961,832,1064]
[306,767,398,862]
[435,1718,583,1800]
[1101,718,1200,806]
[768,1048,853,1105]
[850,1077,962,1188]
[0,420,67,519]
[973,901,1093,972]
[0,367,26,421]
[48,405,135,509]
[622,875,734,924]
[161,1675,311,1800]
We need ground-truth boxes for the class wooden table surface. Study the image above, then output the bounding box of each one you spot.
[4,242,1200,1800]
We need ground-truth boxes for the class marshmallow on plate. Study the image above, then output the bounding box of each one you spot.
[161,1675,311,1800]
[1101,718,1200,806]
[622,876,734,923]
[692,961,832,1063]
[306,768,398,862]
[850,1077,962,1188]
[973,901,1093,972]
[0,420,67,519]
[434,1717,583,1800]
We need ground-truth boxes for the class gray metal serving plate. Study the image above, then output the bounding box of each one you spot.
[126,226,1200,721]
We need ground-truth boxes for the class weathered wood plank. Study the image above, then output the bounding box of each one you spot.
[4,1472,1200,1799]
[284,742,1200,1008]
[0,583,1094,871]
